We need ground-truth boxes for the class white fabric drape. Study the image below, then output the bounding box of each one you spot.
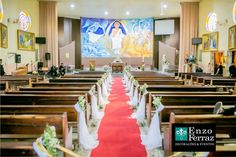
[39,1,58,66]
[131,90,148,121]
[131,85,139,106]
[32,138,48,157]
[128,81,134,98]
[142,103,164,150]
[102,82,109,98]
[74,103,99,150]
[179,2,199,72]
[97,83,106,105]
[88,90,104,120]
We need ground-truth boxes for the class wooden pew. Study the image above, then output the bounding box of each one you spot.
[32,82,95,87]
[147,85,219,92]
[76,71,105,74]
[49,78,99,83]
[0,81,8,91]
[149,91,231,96]
[5,90,89,95]
[138,80,184,85]
[63,74,103,78]
[0,93,92,127]
[147,94,236,125]
[149,94,236,106]
[0,113,72,156]
[0,94,83,105]
[130,71,172,78]
[1,105,77,122]
[160,105,234,123]
[164,113,236,156]
[204,78,236,86]
[20,86,92,91]
[178,72,211,80]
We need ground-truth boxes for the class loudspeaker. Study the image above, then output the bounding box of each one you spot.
[37,62,43,70]
[15,54,21,63]
[192,38,202,45]
[45,52,51,60]
[35,37,46,44]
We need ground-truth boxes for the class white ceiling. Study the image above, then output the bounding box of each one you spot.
[43,0,200,19]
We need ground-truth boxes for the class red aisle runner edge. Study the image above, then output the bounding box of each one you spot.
[91,77,147,157]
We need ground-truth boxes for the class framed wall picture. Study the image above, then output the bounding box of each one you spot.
[228,25,236,50]
[0,23,8,48]
[17,30,35,51]
[202,32,218,52]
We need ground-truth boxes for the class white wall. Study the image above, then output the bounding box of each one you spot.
[198,0,235,74]
[0,0,39,74]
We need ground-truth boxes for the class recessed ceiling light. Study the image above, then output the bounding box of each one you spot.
[163,4,168,9]
[104,11,108,15]
[70,4,75,8]
[126,11,130,15]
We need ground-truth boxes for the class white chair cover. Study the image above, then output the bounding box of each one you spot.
[88,90,104,120]
[97,83,106,105]
[142,103,164,150]
[102,81,109,98]
[131,85,139,106]
[131,90,148,121]
[74,103,99,150]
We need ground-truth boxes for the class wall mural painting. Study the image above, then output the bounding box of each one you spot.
[228,25,236,50]
[17,30,35,51]
[202,32,218,52]
[0,0,3,23]
[81,17,153,57]
[0,23,7,48]
[233,0,236,24]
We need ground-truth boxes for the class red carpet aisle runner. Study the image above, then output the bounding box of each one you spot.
[91,77,147,157]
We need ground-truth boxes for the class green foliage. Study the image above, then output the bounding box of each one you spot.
[42,124,59,157]
[97,79,103,86]
[152,96,162,108]
[78,96,86,111]
[98,104,103,110]
[133,80,139,86]
[140,83,148,93]
[124,66,131,71]
[141,64,145,71]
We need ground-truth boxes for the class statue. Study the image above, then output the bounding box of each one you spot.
[161,54,169,73]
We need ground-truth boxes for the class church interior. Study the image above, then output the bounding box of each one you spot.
[0,0,236,156]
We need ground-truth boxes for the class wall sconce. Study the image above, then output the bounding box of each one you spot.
[217,19,228,26]
[7,18,19,24]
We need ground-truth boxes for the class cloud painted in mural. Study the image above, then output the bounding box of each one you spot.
[81,17,153,57]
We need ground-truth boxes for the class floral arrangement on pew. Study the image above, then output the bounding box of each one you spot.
[78,96,86,112]
[103,65,110,72]
[140,83,148,94]
[124,65,132,72]
[35,124,80,157]
[141,64,145,71]
[89,86,96,95]
[152,96,162,108]
[133,80,139,86]
[97,79,103,86]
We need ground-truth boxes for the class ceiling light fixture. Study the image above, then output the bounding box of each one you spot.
[126,11,130,15]
[70,4,75,8]
[163,4,168,9]
[104,11,108,15]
